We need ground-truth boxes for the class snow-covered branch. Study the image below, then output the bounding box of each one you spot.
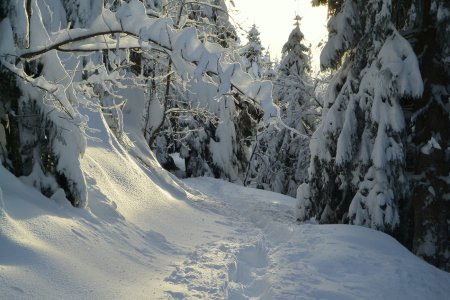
[6,0,276,120]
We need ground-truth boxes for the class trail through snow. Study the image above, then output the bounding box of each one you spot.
[0,110,449,299]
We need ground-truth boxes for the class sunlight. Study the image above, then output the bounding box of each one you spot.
[231,0,328,69]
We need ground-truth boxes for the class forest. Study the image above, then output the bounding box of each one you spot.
[0,0,449,298]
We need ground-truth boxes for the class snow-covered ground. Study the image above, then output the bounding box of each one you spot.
[1,113,449,299]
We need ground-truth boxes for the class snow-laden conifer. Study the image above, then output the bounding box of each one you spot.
[297,0,423,231]
[241,24,264,80]
[249,17,319,196]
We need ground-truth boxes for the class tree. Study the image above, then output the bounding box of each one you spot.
[298,0,423,227]
[152,0,263,182]
[151,0,235,178]
[0,0,276,207]
[241,24,264,79]
[260,49,277,81]
[400,0,450,271]
[179,0,238,47]
[248,17,319,196]
[299,0,449,271]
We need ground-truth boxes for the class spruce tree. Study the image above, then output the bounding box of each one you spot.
[249,17,317,196]
[296,0,423,228]
[241,24,265,79]
[302,0,449,271]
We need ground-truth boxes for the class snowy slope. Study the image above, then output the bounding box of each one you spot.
[1,111,449,299]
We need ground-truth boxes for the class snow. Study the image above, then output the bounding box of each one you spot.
[5,0,278,134]
[378,32,424,98]
[1,123,450,299]
[0,18,16,56]
[335,97,357,165]
[436,3,450,22]
[320,0,356,69]
[9,0,29,48]
[421,136,442,155]
[306,0,426,230]
[29,0,51,49]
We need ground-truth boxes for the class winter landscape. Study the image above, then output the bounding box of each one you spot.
[0,0,449,299]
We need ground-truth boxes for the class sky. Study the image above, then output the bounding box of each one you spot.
[230,0,328,69]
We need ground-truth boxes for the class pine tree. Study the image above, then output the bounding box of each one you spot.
[301,0,449,271]
[260,49,276,81]
[249,17,317,196]
[277,16,311,78]
[164,0,237,48]
[241,24,264,79]
[296,0,423,228]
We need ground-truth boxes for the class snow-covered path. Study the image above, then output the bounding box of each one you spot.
[1,118,449,299]
[163,177,297,299]
[167,178,450,299]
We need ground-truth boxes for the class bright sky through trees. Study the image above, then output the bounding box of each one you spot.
[231,0,328,69]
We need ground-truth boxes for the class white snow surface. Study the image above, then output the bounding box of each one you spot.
[1,121,450,299]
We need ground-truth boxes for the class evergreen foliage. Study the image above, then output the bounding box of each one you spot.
[249,18,319,197]
[241,24,264,79]
[300,0,449,271]
[1,0,448,273]
[401,0,450,271]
